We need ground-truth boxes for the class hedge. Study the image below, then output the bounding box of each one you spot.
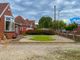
[26,29,55,35]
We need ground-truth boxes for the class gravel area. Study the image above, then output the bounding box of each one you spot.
[0,43,80,60]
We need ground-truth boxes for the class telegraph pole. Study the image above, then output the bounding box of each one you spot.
[54,5,56,20]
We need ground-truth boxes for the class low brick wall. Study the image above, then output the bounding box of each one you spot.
[5,32,16,39]
[58,32,80,42]
[74,35,80,42]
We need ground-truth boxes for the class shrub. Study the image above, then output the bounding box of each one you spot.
[26,29,55,35]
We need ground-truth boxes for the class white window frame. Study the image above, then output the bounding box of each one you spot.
[5,15,15,32]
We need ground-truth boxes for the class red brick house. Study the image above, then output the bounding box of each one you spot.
[0,3,15,40]
[25,19,35,31]
[15,16,24,35]
[15,17,35,35]
[0,3,35,40]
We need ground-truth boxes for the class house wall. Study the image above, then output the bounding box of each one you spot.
[0,15,4,40]
[15,24,21,35]
[0,5,15,40]
[25,20,35,31]
[5,32,15,39]
[21,26,26,34]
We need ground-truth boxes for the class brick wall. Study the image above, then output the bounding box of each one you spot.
[5,32,16,39]
[0,14,5,40]
[0,5,15,40]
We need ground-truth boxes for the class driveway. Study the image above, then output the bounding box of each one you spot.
[0,43,80,60]
[0,35,77,60]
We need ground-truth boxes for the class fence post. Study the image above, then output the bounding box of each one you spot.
[73,31,75,40]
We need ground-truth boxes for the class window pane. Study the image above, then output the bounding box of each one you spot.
[6,21,10,30]
[6,17,11,21]
[5,16,15,31]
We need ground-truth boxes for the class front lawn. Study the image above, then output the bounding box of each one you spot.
[31,35,54,41]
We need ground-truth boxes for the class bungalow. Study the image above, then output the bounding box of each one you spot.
[0,3,35,40]
[15,16,26,35]
[25,19,35,31]
[0,3,15,40]
[15,17,35,35]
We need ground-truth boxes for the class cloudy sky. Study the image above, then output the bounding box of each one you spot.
[0,0,80,22]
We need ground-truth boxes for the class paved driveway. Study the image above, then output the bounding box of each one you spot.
[0,43,80,60]
[0,35,76,60]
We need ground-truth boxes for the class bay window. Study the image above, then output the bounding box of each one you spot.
[5,16,15,32]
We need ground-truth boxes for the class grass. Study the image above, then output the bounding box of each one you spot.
[31,35,54,41]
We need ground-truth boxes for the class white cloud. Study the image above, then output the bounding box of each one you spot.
[56,0,64,4]
[0,0,8,3]
[61,9,80,13]
[71,1,76,5]
[12,5,25,11]
[7,0,80,22]
[30,16,36,20]
[39,0,48,5]
[25,11,38,15]
[15,0,21,3]
[23,1,33,5]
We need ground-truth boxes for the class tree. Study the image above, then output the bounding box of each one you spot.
[38,16,52,28]
[65,22,78,31]
[52,20,66,30]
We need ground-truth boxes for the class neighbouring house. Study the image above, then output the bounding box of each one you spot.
[15,17,35,35]
[0,3,15,40]
[25,19,35,31]
[15,16,26,35]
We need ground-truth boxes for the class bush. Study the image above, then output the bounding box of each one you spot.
[26,29,55,35]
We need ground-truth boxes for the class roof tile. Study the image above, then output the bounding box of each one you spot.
[0,3,8,14]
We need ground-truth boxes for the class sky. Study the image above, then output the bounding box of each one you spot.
[0,0,80,23]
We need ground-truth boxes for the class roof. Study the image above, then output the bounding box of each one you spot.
[15,16,24,24]
[0,3,8,15]
[25,19,35,26]
[15,16,35,26]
